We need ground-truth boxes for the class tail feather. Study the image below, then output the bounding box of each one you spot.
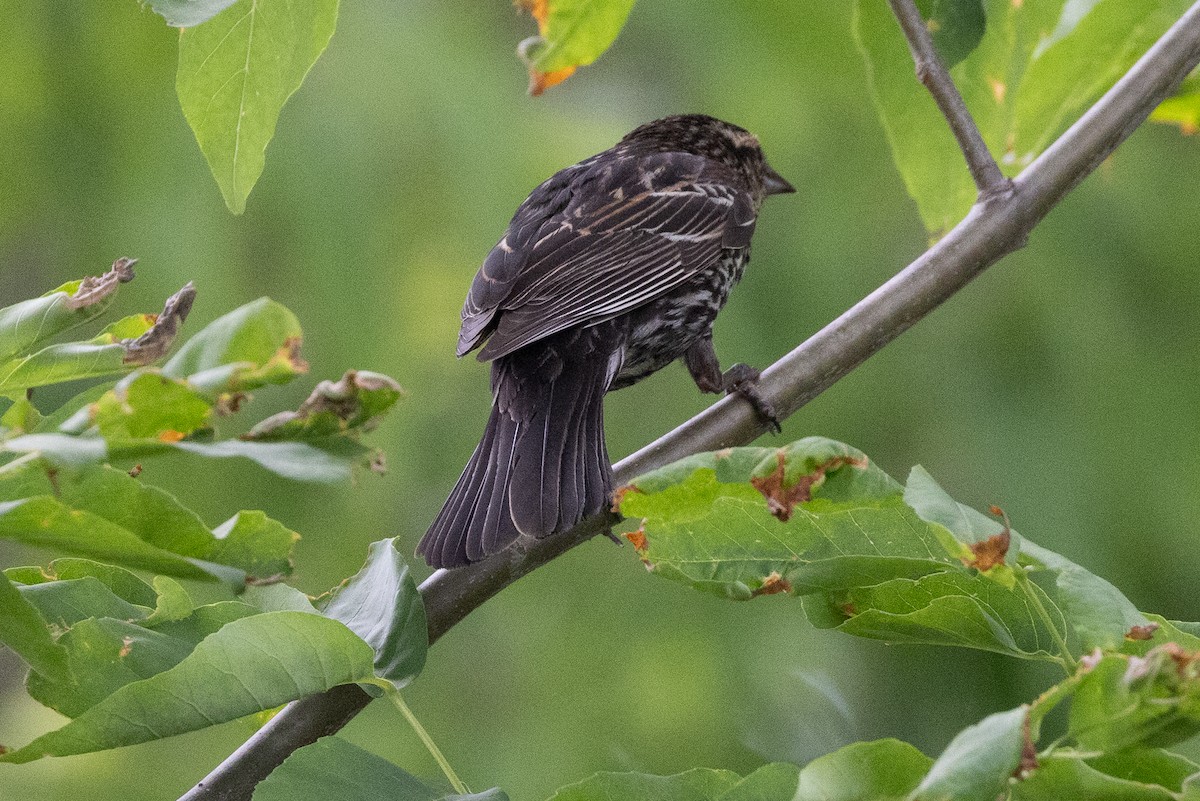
[419,326,617,569]
[478,417,520,559]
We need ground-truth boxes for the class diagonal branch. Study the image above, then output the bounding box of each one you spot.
[179,4,1200,799]
[886,0,1010,199]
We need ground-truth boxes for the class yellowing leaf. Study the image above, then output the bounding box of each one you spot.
[517,0,637,96]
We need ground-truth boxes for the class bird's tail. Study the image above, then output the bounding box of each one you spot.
[418,330,615,569]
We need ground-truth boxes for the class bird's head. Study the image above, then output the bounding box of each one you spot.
[619,114,795,206]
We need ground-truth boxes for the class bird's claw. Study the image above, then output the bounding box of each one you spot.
[722,363,782,433]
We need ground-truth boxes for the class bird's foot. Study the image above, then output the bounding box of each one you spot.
[722,364,782,433]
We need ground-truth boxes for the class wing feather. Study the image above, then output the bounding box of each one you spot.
[458,151,755,361]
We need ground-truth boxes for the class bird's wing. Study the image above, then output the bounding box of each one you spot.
[457,152,756,361]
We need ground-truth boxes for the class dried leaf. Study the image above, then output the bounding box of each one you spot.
[122,283,196,366]
[64,258,137,311]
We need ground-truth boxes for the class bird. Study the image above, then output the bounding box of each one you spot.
[418,114,794,569]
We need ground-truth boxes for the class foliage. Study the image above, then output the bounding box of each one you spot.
[855,0,1195,234]
[0,265,415,763]
[3,1,1200,800]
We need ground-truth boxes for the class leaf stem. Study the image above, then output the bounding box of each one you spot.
[386,690,468,795]
[1018,572,1077,675]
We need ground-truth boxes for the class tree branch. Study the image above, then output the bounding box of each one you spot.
[886,0,1010,199]
[180,5,1200,798]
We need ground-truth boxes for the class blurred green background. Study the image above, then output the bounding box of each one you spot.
[2,1,1199,799]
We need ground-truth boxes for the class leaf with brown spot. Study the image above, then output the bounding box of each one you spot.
[750,451,866,522]
[118,637,134,659]
[516,0,637,96]
[962,506,1011,570]
[751,572,792,597]
[241,370,403,442]
[611,484,643,513]
[623,528,648,552]
[1126,623,1160,641]
[1014,713,1038,778]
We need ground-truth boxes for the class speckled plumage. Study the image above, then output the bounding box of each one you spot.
[419,114,793,569]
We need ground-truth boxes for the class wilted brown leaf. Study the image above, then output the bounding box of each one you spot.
[65,257,137,310]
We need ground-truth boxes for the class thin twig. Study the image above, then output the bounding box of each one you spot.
[886,0,1010,199]
[178,4,1200,798]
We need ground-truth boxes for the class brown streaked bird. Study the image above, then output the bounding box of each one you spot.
[419,114,795,569]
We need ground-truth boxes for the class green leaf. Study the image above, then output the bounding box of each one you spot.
[903,466,1019,558]
[39,558,159,607]
[1151,90,1200,134]
[0,462,296,578]
[620,438,956,600]
[0,496,212,580]
[4,432,360,483]
[0,341,132,396]
[0,571,71,683]
[1010,754,1180,800]
[1,397,40,435]
[1151,69,1200,134]
[244,370,403,442]
[795,739,930,801]
[150,0,240,27]
[545,767,802,801]
[1124,616,1200,656]
[251,736,443,801]
[162,297,306,393]
[1015,2,1192,156]
[144,577,195,625]
[242,582,317,613]
[208,511,298,579]
[18,576,149,629]
[88,372,214,441]
[177,0,340,214]
[853,0,975,235]
[25,600,258,718]
[0,260,135,365]
[915,0,986,68]
[1056,566,1150,651]
[0,282,190,396]
[1069,649,1200,752]
[176,439,361,481]
[855,0,1192,233]
[318,539,427,688]
[0,611,384,762]
[518,0,638,95]
[547,769,743,801]
[1088,748,1200,792]
[717,764,800,801]
[912,706,1028,801]
[822,571,1066,660]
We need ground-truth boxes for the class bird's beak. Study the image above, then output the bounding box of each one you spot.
[763,164,796,196]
